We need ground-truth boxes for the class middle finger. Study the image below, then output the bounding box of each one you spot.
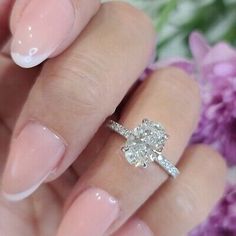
[57,67,201,236]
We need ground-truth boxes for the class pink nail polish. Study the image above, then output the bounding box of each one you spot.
[2,122,66,201]
[57,188,119,236]
[114,218,154,236]
[11,0,75,68]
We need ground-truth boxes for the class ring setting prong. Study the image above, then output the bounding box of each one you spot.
[121,146,129,152]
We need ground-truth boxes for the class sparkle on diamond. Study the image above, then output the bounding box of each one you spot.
[122,119,168,168]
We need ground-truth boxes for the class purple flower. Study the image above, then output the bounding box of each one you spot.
[189,183,236,236]
[155,32,236,166]
[189,32,236,166]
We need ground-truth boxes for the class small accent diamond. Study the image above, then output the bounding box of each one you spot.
[108,120,131,139]
[155,154,180,178]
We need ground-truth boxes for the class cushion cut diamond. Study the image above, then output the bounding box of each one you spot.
[122,119,168,168]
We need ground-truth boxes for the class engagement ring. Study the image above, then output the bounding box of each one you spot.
[107,119,180,178]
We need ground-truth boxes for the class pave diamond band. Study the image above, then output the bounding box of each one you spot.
[108,120,132,139]
[108,119,180,178]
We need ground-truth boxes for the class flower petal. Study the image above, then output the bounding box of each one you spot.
[189,32,211,63]
[153,57,195,75]
[203,43,236,65]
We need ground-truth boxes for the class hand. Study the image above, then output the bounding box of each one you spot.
[0,1,226,236]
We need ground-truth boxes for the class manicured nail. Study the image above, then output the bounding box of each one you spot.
[11,0,75,68]
[114,218,154,236]
[2,122,66,201]
[57,188,119,236]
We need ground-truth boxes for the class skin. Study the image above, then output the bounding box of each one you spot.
[0,1,227,236]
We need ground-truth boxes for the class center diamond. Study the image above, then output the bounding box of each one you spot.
[122,119,168,168]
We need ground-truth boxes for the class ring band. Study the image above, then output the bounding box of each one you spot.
[107,119,180,178]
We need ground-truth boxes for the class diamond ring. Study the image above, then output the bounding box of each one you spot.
[107,119,180,178]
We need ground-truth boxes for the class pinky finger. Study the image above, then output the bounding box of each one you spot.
[114,145,227,236]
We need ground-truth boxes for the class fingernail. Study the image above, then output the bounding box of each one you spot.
[57,188,119,236]
[11,0,75,68]
[114,218,154,236]
[2,122,66,201]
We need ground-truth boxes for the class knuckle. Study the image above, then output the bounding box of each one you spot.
[41,56,109,116]
[175,181,206,224]
[189,144,227,179]
[153,67,201,108]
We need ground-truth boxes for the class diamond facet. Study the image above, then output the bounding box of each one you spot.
[123,119,168,168]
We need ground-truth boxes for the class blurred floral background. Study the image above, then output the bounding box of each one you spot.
[120,0,236,235]
[124,0,236,58]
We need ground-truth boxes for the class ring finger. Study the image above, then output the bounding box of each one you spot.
[57,67,201,236]
[114,145,226,236]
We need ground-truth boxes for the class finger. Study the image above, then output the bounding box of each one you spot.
[0,55,39,129]
[10,0,100,68]
[55,120,115,200]
[57,68,201,236]
[72,87,139,176]
[0,53,37,175]
[1,2,155,201]
[114,145,227,236]
[72,121,112,177]
[0,0,14,46]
